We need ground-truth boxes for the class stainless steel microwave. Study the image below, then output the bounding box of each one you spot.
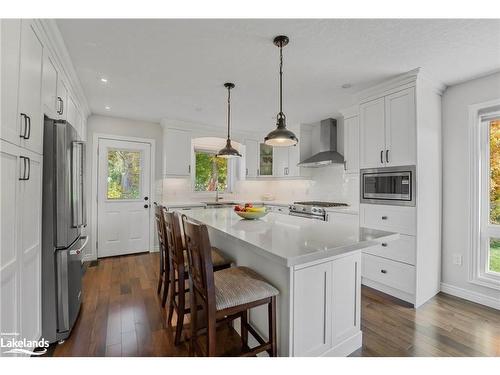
[360,165,416,206]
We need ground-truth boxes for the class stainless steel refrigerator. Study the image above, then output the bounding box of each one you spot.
[41,117,87,344]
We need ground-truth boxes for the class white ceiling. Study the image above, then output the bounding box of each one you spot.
[57,19,500,130]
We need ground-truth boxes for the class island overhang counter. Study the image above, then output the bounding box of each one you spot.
[180,208,398,357]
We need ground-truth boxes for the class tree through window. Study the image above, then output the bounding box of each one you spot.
[194,151,228,192]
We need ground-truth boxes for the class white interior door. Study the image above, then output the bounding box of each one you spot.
[97,138,151,258]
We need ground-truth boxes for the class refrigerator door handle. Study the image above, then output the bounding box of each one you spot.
[71,141,86,228]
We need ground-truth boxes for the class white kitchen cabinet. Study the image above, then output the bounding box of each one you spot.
[384,87,416,166]
[327,211,359,226]
[293,251,361,356]
[0,140,42,353]
[66,94,79,132]
[359,97,385,168]
[0,141,21,347]
[273,146,288,177]
[244,139,259,178]
[17,20,43,155]
[42,52,58,119]
[163,128,191,176]
[359,87,416,168]
[1,19,22,146]
[19,150,42,345]
[343,115,359,173]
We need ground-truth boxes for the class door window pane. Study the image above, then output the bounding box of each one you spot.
[490,238,500,274]
[194,151,228,192]
[107,150,141,199]
[490,120,500,225]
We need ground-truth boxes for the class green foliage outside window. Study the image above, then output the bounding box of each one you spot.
[107,150,141,199]
[194,151,228,192]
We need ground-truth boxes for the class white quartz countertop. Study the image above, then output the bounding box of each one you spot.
[181,208,397,267]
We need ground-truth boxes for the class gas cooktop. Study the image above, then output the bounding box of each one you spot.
[293,201,349,208]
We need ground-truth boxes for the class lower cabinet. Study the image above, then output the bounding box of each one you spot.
[0,140,42,355]
[292,252,361,356]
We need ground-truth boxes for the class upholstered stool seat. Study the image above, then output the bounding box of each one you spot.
[214,267,279,311]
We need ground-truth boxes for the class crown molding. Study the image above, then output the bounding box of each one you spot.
[34,19,91,117]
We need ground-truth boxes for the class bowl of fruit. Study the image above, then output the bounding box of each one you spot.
[233,203,268,220]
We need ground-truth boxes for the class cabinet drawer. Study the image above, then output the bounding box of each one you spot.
[360,204,416,235]
[362,253,415,294]
[363,234,416,265]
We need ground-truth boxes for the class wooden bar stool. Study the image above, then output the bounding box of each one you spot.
[154,203,169,306]
[163,210,231,345]
[181,215,279,357]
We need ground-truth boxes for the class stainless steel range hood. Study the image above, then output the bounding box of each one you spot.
[297,118,344,168]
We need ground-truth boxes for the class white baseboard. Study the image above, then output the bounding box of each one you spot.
[440,282,500,310]
[322,331,363,357]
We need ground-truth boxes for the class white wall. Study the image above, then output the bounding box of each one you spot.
[442,71,500,305]
[84,114,163,259]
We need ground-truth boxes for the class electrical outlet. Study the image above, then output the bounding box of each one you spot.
[453,254,463,266]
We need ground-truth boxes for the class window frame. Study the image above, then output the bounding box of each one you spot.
[191,147,234,193]
[469,100,500,290]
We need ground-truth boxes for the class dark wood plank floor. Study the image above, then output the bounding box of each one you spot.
[50,252,500,357]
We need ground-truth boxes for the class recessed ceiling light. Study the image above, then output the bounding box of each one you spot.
[100,77,108,83]
[105,105,111,110]
[341,83,352,89]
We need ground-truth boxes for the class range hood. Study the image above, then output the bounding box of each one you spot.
[297,118,344,168]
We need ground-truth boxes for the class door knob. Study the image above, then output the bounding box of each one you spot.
[144,204,149,208]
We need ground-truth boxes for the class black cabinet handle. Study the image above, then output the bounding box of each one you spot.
[19,113,28,138]
[381,216,388,220]
[19,156,30,180]
[380,150,384,164]
[380,269,387,274]
[381,243,388,247]
[26,116,31,140]
[386,149,389,163]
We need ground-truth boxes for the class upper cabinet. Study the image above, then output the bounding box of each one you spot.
[340,107,360,174]
[244,139,259,178]
[17,20,44,155]
[384,88,416,167]
[359,87,416,168]
[1,20,22,146]
[164,128,191,177]
[42,53,58,119]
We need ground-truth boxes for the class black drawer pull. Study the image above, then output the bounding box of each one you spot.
[380,269,387,274]
[381,216,388,220]
[381,243,388,247]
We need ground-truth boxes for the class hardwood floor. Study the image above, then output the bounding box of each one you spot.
[49,252,500,357]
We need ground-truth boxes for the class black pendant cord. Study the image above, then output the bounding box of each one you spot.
[278,41,285,123]
[227,86,231,139]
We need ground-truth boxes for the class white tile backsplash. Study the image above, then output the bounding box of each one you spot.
[162,164,359,208]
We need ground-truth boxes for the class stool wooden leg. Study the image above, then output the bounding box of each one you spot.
[167,268,175,326]
[189,288,197,356]
[161,259,169,307]
[207,316,217,357]
[174,269,186,345]
[157,250,163,295]
[241,311,248,349]
[267,296,277,357]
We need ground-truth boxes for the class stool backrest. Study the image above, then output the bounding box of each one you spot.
[181,215,215,310]
[154,203,167,252]
[163,210,186,268]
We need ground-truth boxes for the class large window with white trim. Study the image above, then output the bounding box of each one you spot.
[481,115,500,276]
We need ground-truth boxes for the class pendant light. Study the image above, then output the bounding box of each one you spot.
[217,82,241,158]
[264,35,298,147]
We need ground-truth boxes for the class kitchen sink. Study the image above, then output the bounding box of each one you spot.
[203,201,238,208]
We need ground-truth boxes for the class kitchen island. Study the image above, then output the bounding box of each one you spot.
[181,208,398,357]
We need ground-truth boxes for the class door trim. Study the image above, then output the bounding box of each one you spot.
[89,133,156,261]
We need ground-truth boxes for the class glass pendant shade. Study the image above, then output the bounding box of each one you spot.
[217,82,241,158]
[265,35,298,147]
